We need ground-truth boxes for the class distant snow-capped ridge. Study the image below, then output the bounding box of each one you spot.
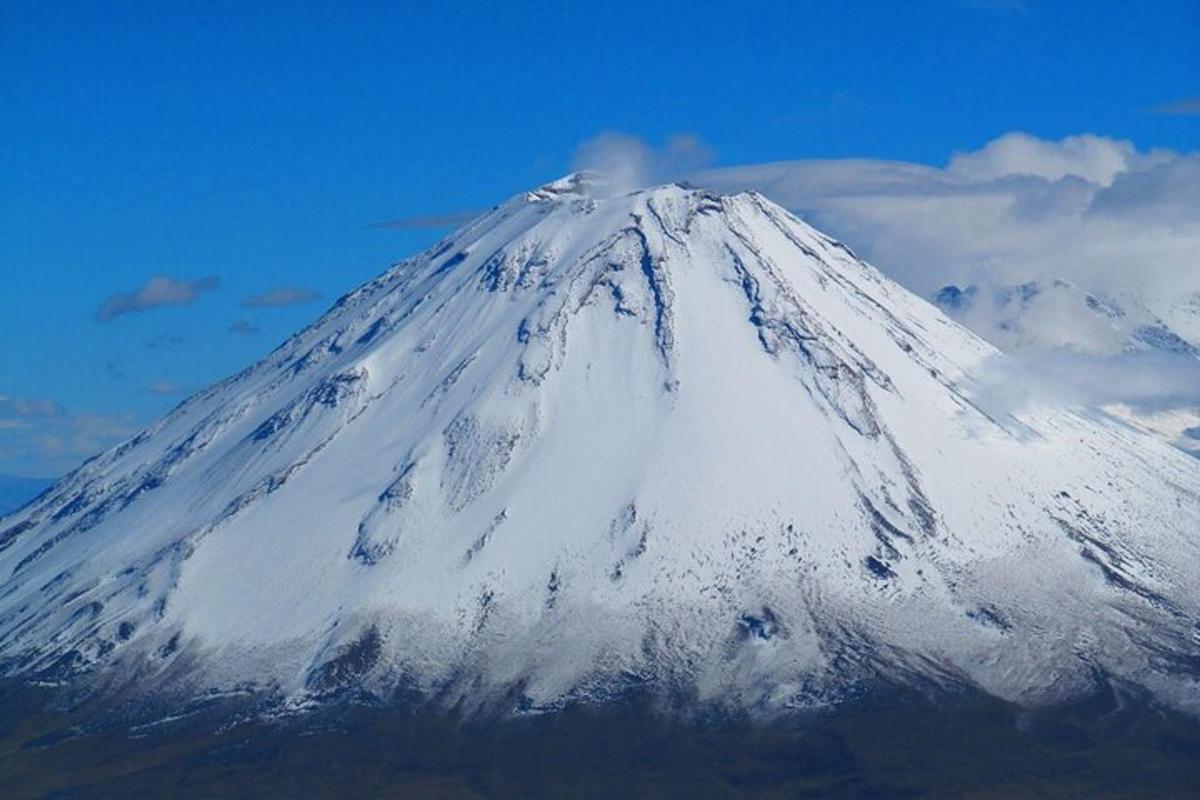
[933,278,1200,358]
[2,175,1199,716]
[934,278,1200,457]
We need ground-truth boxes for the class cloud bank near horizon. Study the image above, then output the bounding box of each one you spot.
[689,132,1198,305]
[0,394,137,479]
[559,131,1198,426]
[682,131,1200,424]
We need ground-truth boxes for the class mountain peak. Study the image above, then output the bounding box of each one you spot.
[2,176,1199,716]
[526,170,735,206]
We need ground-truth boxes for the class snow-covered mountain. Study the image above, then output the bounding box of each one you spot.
[2,175,1199,715]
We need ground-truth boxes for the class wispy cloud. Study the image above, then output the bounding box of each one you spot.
[572,132,716,195]
[227,319,261,336]
[0,394,138,477]
[0,396,62,420]
[147,380,183,396]
[97,276,219,322]
[1147,97,1200,115]
[371,131,715,230]
[241,287,320,308]
[370,211,483,230]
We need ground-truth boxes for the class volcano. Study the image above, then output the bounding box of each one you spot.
[2,174,1198,715]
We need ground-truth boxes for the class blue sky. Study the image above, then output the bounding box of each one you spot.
[1,0,1198,477]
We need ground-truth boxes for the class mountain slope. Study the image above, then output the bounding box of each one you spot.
[2,175,1199,715]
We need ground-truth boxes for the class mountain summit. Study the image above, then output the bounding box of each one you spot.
[2,177,1198,714]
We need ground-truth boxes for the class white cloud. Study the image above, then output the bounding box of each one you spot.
[572,132,714,196]
[689,132,1200,316]
[685,132,1200,423]
[971,350,1200,417]
[945,132,1170,185]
